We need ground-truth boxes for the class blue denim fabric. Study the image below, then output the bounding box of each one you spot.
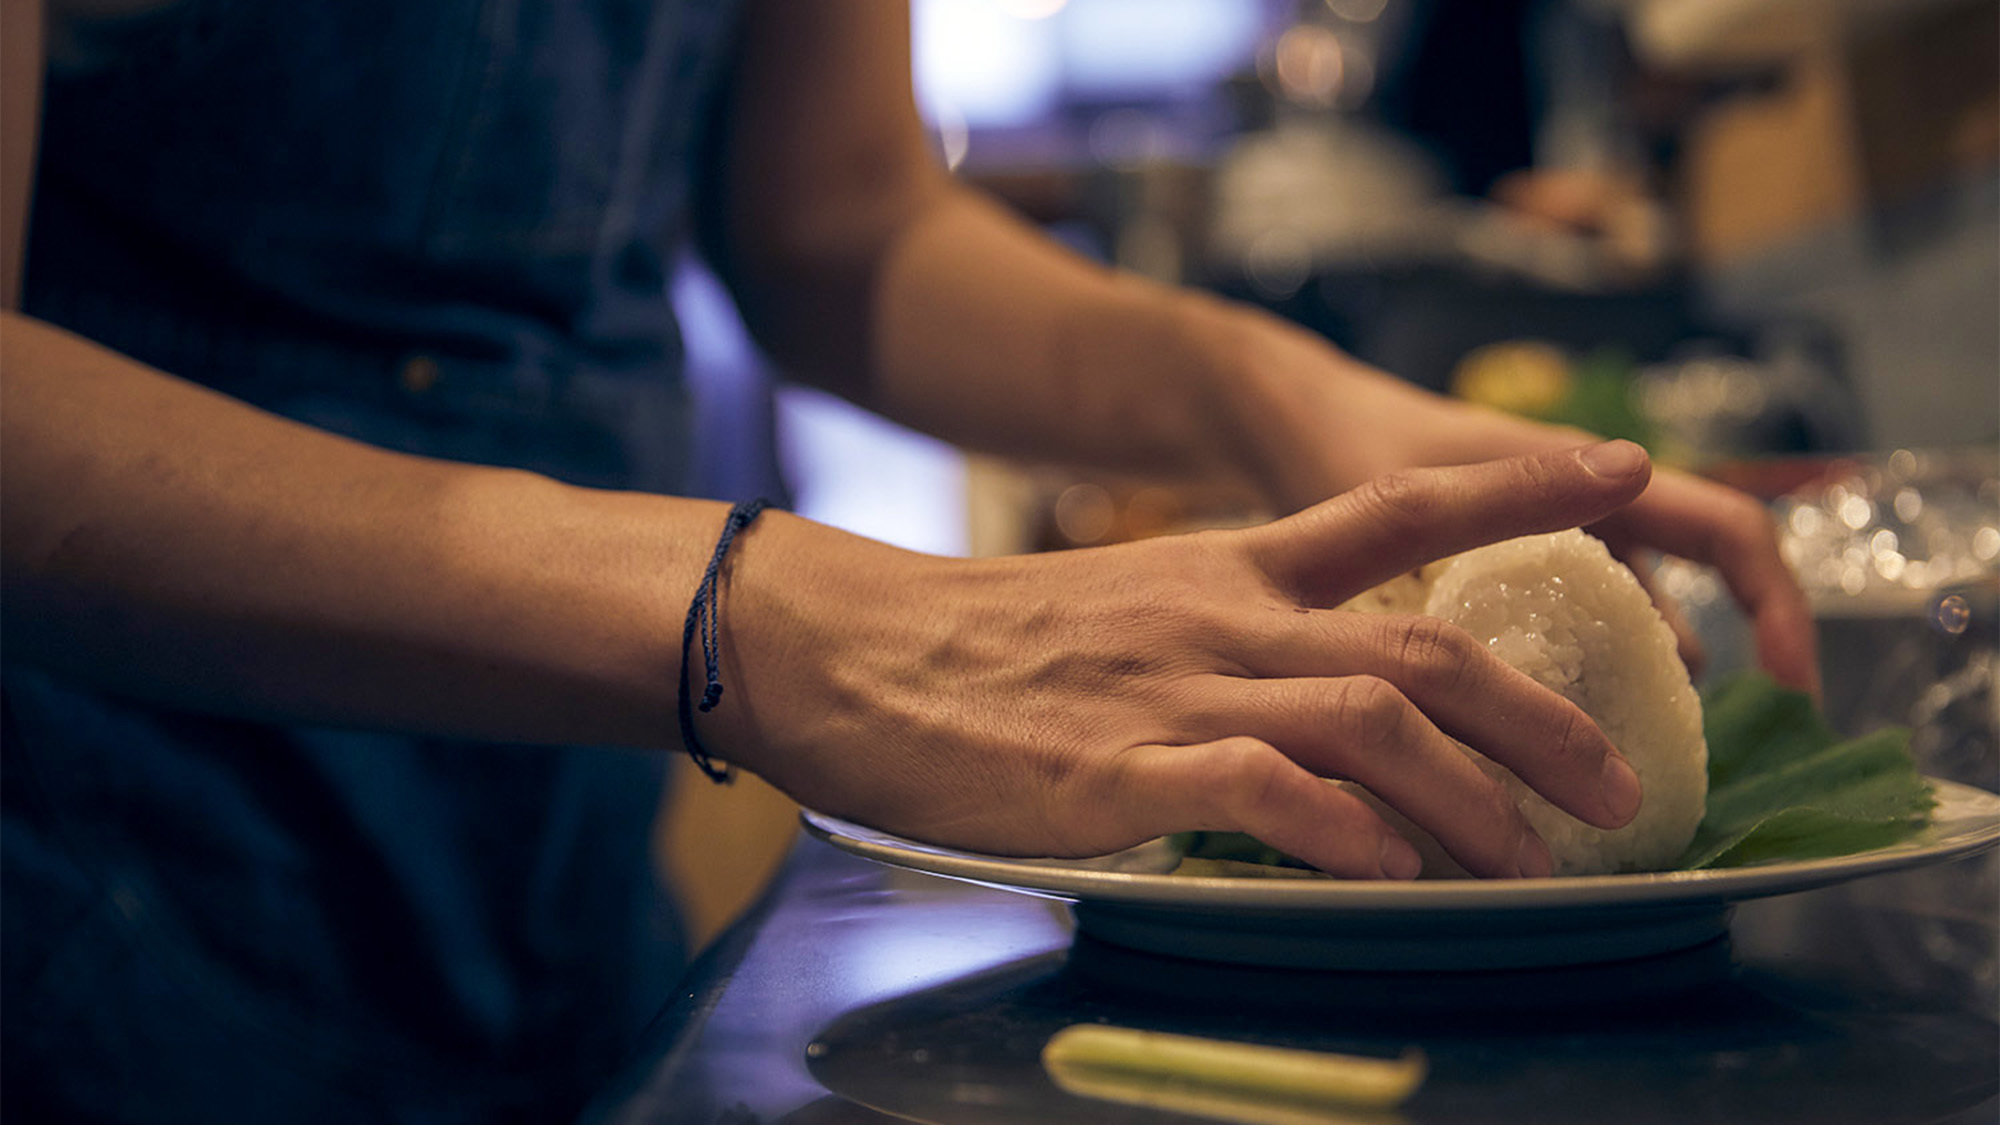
[7,1,743,1120]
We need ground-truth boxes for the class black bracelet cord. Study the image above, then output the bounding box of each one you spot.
[678,499,772,783]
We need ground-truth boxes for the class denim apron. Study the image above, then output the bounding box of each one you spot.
[6,1,743,1120]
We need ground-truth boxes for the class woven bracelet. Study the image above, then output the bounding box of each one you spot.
[677,498,772,783]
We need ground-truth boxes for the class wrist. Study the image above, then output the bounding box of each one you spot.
[1181,299,1596,512]
[1174,297,1387,510]
[687,509,933,784]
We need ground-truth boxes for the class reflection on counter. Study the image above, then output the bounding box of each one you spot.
[588,798,1995,1125]
[797,879,1995,1125]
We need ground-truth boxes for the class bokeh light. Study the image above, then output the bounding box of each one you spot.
[1273,24,1346,108]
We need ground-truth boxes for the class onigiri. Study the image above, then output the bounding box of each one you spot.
[1342,529,1708,876]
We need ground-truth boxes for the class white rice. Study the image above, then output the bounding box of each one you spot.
[1342,529,1708,875]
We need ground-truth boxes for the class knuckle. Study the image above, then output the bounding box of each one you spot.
[1215,738,1297,823]
[1513,449,1566,493]
[1391,615,1477,693]
[1545,701,1608,771]
[1330,675,1411,748]
[1350,471,1434,536]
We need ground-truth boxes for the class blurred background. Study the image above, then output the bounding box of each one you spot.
[668,0,2000,943]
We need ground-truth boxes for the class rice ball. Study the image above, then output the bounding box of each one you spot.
[1343,529,1708,876]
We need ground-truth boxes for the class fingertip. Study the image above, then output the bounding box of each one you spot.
[1379,834,1422,880]
[1514,831,1553,879]
[1577,439,1650,480]
[1780,663,1825,705]
[1598,753,1643,827]
[1753,602,1824,702]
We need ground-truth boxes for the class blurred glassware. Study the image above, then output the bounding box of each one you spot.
[1663,447,1999,792]
[1694,446,2000,1010]
[1773,448,2000,610]
[1782,449,1999,792]
[1632,326,1862,467]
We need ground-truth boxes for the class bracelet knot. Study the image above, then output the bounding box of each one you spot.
[677,499,771,783]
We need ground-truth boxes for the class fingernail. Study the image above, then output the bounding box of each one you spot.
[1601,754,1643,825]
[1379,836,1422,880]
[1516,832,1553,879]
[1579,439,1647,478]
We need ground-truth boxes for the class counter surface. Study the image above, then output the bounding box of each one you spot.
[583,833,1998,1125]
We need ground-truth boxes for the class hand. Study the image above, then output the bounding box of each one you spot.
[1580,467,1819,695]
[704,444,1657,880]
[1223,313,1821,698]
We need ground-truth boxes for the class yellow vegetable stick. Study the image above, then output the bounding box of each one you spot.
[1041,1024,1425,1112]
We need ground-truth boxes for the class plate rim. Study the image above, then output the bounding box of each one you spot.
[801,777,2000,914]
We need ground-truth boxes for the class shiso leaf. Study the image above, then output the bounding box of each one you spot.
[1675,672,1935,869]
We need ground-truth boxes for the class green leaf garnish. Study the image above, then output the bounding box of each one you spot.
[1675,672,1935,869]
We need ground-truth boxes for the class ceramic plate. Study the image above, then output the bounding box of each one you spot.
[801,778,2000,970]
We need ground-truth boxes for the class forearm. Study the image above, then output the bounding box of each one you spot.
[868,187,1251,485]
[869,191,1581,507]
[711,0,1311,498]
[729,129,1539,510]
[2,312,725,747]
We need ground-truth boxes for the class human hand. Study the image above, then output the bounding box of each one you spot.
[703,443,1657,880]
[1575,464,1819,695]
[1221,314,1820,698]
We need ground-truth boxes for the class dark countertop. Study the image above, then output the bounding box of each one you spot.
[583,834,1999,1125]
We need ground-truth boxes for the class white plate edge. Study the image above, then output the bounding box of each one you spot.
[801,777,2000,913]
